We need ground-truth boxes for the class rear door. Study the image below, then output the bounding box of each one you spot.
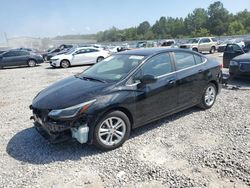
[199,38,211,51]
[223,44,245,68]
[81,48,100,63]
[173,51,206,108]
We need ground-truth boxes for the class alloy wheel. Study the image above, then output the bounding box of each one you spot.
[98,117,126,146]
[28,60,36,67]
[204,86,216,106]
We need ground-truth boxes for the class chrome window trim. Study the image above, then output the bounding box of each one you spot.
[125,53,207,87]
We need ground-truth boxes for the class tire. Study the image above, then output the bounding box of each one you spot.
[210,46,216,54]
[96,56,104,63]
[198,83,217,109]
[192,48,198,52]
[27,59,37,67]
[93,111,131,150]
[60,60,70,68]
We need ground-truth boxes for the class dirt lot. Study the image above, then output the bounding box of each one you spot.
[0,53,250,188]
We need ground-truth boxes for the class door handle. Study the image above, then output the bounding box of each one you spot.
[198,69,204,73]
[168,79,176,85]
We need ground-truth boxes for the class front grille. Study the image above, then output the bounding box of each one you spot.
[33,108,50,121]
[239,63,250,72]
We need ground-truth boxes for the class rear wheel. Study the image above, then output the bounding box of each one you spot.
[210,46,216,54]
[192,48,198,52]
[27,59,37,67]
[93,111,131,150]
[198,83,217,109]
[96,56,104,63]
[60,60,70,68]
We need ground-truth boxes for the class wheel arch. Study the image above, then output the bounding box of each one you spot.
[209,80,219,93]
[96,56,104,63]
[60,59,71,67]
[27,58,37,63]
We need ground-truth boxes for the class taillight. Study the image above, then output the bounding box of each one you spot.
[219,63,223,69]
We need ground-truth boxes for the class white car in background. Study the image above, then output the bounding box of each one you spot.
[50,47,110,68]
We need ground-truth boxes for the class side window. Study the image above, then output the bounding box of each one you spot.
[17,51,29,56]
[225,44,242,52]
[211,38,217,42]
[137,53,173,78]
[75,49,86,54]
[200,38,210,43]
[89,49,99,52]
[194,54,204,65]
[3,51,17,57]
[174,52,196,70]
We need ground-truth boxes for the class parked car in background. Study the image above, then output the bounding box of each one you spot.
[161,40,175,47]
[229,53,250,78]
[223,43,250,68]
[136,41,157,48]
[31,48,222,150]
[43,44,73,61]
[179,37,218,53]
[0,50,43,68]
[50,47,110,68]
[217,38,245,52]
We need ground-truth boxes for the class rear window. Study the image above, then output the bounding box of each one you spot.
[174,52,196,70]
[211,38,217,42]
[194,54,204,64]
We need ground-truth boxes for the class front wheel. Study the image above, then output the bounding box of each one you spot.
[93,111,131,150]
[198,83,217,109]
[60,60,70,68]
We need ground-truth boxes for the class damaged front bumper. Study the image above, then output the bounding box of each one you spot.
[30,106,90,144]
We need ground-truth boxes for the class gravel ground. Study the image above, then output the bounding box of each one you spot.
[0,53,249,188]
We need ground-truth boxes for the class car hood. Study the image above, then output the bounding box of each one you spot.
[233,53,250,62]
[32,76,112,109]
[51,54,71,60]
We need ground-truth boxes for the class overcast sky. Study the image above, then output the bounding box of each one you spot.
[0,0,249,42]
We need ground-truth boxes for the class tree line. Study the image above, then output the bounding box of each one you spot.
[96,1,250,42]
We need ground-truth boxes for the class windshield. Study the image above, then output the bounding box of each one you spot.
[79,54,145,82]
[65,47,76,54]
[187,38,200,44]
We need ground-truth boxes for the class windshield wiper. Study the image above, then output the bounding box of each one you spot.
[79,75,106,83]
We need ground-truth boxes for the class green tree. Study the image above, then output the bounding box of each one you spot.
[207,1,231,35]
[192,28,210,37]
[228,21,246,35]
[137,21,151,36]
[185,8,208,35]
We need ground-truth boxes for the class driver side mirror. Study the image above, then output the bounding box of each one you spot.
[140,74,157,85]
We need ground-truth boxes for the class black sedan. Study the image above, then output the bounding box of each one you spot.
[0,50,44,68]
[229,53,250,78]
[31,48,222,150]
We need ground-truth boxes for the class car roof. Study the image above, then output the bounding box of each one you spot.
[75,47,99,50]
[117,47,200,56]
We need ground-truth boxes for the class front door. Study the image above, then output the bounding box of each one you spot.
[131,52,178,125]
[71,49,89,65]
[1,51,20,66]
[223,44,245,68]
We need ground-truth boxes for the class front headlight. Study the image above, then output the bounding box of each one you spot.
[230,61,238,66]
[48,99,96,119]
[51,58,59,61]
